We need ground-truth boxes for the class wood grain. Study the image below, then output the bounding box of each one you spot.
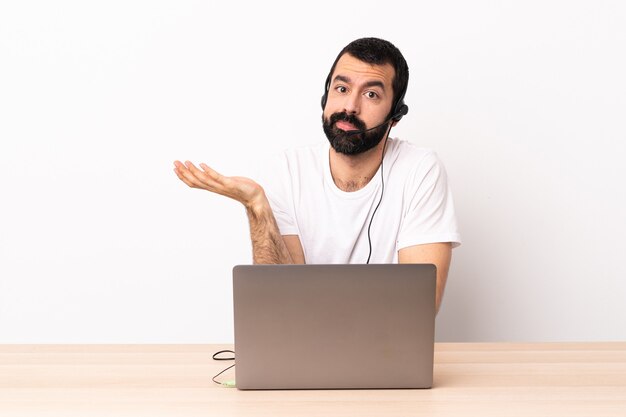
[1,343,625,416]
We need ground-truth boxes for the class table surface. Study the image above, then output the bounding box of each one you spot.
[1,342,625,417]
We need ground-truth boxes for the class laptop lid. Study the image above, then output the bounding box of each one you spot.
[232,264,436,390]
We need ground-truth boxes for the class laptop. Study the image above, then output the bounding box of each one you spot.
[232,264,436,390]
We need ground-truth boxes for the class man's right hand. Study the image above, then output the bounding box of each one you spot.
[174,160,305,264]
[173,160,265,209]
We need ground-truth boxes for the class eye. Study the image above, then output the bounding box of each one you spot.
[335,85,348,94]
[365,91,379,99]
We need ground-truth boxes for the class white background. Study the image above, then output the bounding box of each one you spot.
[1,0,625,343]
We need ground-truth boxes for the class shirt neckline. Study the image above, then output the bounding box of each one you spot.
[322,140,395,200]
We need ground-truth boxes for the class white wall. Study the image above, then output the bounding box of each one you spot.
[1,0,625,343]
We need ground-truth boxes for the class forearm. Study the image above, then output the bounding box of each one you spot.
[173,160,299,263]
[435,269,448,315]
[398,242,451,315]
[245,196,293,264]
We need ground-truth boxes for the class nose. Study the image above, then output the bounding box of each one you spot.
[342,92,360,115]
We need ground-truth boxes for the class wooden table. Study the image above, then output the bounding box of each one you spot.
[1,343,625,416]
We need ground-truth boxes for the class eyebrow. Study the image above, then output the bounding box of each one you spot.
[333,75,386,91]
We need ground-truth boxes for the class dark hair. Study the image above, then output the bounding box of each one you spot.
[326,37,409,111]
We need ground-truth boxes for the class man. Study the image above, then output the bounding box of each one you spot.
[174,38,461,313]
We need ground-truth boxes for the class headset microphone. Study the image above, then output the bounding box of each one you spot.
[340,104,409,136]
[341,119,392,136]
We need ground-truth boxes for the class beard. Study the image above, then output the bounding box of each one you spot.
[322,112,389,155]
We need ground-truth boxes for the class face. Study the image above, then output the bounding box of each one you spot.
[322,53,396,155]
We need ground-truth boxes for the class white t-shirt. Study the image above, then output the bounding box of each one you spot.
[258,138,461,264]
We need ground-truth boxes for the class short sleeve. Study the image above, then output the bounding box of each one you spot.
[254,152,300,236]
[397,152,462,250]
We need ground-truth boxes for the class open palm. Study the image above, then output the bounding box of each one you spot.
[173,161,265,208]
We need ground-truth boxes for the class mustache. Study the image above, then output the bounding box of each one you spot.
[328,112,367,131]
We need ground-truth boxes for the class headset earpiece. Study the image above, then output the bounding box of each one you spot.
[391,103,408,122]
[389,86,408,122]
[321,73,331,110]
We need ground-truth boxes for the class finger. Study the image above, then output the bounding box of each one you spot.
[174,167,201,188]
[173,161,193,179]
[179,161,231,195]
[176,164,208,189]
[199,162,218,176]
[200,163,230,188]
[186,161,213,179]
[187,161,225,189]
